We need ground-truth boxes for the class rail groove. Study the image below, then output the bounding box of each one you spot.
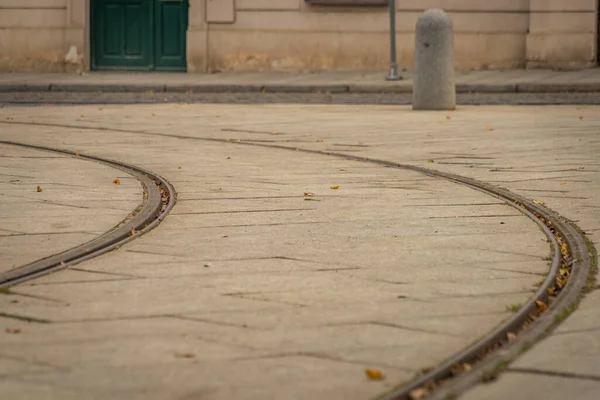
[0,140,176,288]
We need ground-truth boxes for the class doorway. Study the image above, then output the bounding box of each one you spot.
[91,0,188,71]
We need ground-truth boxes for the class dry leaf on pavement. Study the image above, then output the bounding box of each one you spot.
[486,125,494,131]
[5,328,21,334]
[303,192,315,197]
[533,200,545,206]
[113,179,121,185]
[36,186,43,192]
[330,185,340,190]
[364,368,384,380]
[316,139,324,142]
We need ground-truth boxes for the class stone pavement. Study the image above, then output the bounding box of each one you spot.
[1,68,600,93]
[0,143,142,274]
[0,102,598,399]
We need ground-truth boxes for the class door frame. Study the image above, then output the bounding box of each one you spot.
[88,0,188,72]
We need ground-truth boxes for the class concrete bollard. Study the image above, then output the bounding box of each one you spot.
[412,9,456,110]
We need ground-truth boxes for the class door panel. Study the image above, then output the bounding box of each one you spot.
[91,0,188,71]
[154,0,188,70]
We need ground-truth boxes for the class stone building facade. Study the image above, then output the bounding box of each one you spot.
[0,0,598,73]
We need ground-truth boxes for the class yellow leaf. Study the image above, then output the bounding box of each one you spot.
[330,185,340,190]
[130,227,137,236]
[303,192,315,197]
[535,300,548,313]
[409,388,429,400]
[463,363,472,372]
[113,179,121,185]
[75,152,80,157]
[427,159,434,163]
[36,185,43,192]
[178,166,182,170]
[364,368,384,380]
[486,125,494,131]
[271,131,278,135]
[560,182,567,185]
[547,287,556,296]
[446,116,451,120]
[533,200,545,206]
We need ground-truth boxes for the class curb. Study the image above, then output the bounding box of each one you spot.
[1,83,600,94]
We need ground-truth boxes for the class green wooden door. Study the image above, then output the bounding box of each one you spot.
[91,0,188,71]
[154,0,188,71]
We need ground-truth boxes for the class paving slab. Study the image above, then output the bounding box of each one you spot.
[0,103,598,399]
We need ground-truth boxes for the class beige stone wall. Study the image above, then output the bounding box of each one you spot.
[0,0,598,72]
[0,0,86,72]
[527,0,598,69]
[204,0,535,72]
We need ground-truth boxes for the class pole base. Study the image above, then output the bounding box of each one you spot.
[385,67,403,81]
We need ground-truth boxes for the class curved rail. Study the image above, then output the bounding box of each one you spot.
[0,140,176,288]
[0,124,593,399]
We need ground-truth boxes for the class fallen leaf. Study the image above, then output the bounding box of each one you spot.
[75,152,80,157]
[5,328,21,334]
[409,387,430,400]
[446,116,451,120]
[506,332,517,342]
[548,287,556,296]
[271,131,278,135]
[147,90,154,95]
[303,192,315,197]
[36,185,43,192]
[80,115,85,118]
[226,156,231,160]
[535,300,548,313]
[316,139,324,143]
[533,200,545,206]
[260,87,266,94]
[463,363,472,372]
[486,125,494,131]
[178,166,182,170]
[174,352,196,359]
[560,182,567,186]
[330,185,340,190]
[364,368,384,380]
[152,113,156,117]
[113,179,121,185]
[556,275,568,288]
[579,116,583,120]
[427,159,434,163]
[130,227,137,236]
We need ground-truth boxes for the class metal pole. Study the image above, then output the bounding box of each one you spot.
[386,0,402,81]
